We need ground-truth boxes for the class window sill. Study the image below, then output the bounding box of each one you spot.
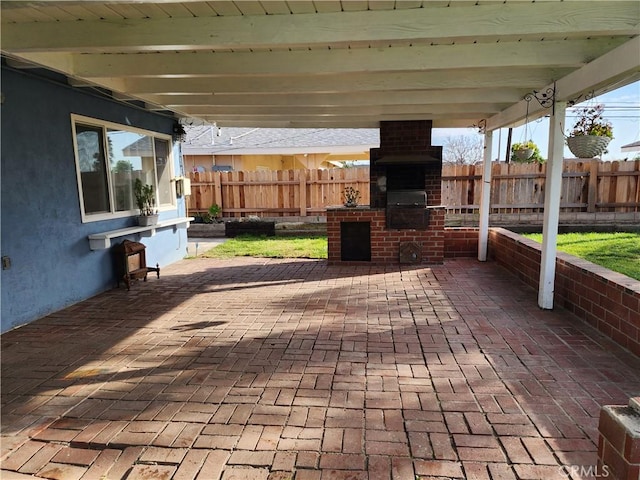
[88,217,194,250]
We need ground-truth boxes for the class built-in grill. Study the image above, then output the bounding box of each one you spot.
[327,120,445,265]
[386,189,429,230]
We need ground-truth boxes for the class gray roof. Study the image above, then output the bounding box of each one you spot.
[181,126,379,155]
[621,140,640,152]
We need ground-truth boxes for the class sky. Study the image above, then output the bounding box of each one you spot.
[432,81,640,162]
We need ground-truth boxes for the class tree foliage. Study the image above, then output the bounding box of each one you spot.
[443,135,484,165]
[113,160,133,172]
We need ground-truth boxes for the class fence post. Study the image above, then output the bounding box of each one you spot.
[213,172,223,213]
[194,172,202,213]
[299,171,307,216]
[588,159,598,213]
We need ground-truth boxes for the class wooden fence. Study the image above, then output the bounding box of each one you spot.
[188,167,370,217]
[187,160,640,217]
[443,159,640,214]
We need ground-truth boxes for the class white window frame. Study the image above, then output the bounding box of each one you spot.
[71,114,176,223]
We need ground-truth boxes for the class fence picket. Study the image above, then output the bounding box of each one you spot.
[634,160,640,208]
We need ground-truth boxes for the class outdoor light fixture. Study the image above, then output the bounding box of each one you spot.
[473,118,487,134]
[172,122,187,143]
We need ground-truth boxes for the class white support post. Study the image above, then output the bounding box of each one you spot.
[538,101,567,309]
[478,130,493,261]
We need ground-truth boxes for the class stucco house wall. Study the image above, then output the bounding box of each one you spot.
[1,66,188,332]
[184,154,293,172]
[184,152,355,173]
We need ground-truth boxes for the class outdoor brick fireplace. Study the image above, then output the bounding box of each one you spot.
[327,120,445,265]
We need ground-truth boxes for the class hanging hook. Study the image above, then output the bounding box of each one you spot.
[527,81,556,114]
[520,94,533,142]
[568,89,595,107]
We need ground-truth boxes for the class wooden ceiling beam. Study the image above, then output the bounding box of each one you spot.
[142,88,527,108]
[178,103,505,116]
[203,118,479,129]
[58,39,625,78]
[2,2,636,53]
[114,68,571,95]
[199,112,486,122]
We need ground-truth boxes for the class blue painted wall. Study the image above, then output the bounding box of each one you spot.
[1,66,188,332]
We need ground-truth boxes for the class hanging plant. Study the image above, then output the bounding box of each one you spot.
[512,140,535,161]
[566,104,613,158]
[511,97,545,164]
[511,140,544,164]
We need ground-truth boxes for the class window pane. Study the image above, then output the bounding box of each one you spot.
[108,130,155,212]
[154,138,172,206]
[76,124,110,214]
[73,115,175,222]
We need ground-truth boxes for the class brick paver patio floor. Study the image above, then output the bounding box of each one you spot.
[2,257,639,480]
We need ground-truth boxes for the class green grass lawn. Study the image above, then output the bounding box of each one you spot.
[202,234,328,259]
[196,232,640,281]
[523,232,640,281]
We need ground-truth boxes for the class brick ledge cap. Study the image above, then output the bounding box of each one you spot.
[603,405,640,439]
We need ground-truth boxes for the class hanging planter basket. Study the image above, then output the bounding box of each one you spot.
[514,148,534,161]
[566,135,611,158]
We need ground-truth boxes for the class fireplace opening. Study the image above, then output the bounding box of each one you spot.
[340,222,371,261]
[386,164,426,191]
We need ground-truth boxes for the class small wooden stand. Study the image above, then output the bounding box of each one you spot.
[112,239,160,290]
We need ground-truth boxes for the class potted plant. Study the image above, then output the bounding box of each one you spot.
[208,203,222,222]
[566,104,613,158]
[343,186,361,207]
[512,140,535,162]
[511,140,544,163]
[134,178,158,226]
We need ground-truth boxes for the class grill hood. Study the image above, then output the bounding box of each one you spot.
[387,189,427,207]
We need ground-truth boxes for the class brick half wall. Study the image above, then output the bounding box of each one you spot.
[444,227,479,258]
[598,397,640,480]
[488,227,640,357]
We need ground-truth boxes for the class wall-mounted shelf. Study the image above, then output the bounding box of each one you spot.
[88,217,194,250]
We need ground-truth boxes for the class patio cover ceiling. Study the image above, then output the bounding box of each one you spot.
[1,1,639,130]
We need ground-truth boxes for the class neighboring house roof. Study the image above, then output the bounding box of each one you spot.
[122,136,154,157]
[621,140,640,152]
[182,126,379,155]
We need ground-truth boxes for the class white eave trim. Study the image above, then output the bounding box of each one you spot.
[182,145,378,156]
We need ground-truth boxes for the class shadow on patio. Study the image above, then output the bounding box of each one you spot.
[2,257,639,480]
